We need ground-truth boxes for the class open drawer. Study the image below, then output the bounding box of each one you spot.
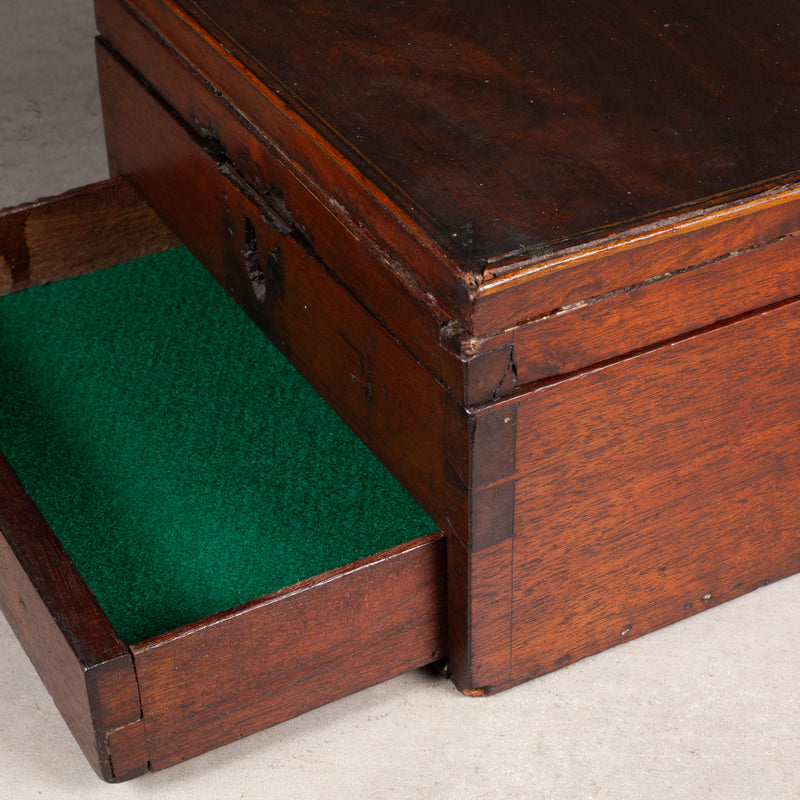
[0,205,446,781]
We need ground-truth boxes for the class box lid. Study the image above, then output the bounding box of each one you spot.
[104,0,800,392]
[180,1,799,259]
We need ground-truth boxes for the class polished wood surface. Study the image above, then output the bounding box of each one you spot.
[0,178,178,296]
[97,0,800,386]
[128,0,800,272]
[509,227,800,383]
[472,186,800,334]
[508,298,800,684]
[94,0,477,393]
[0,177,178,782]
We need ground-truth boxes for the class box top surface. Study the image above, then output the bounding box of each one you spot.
[173,0,800,279]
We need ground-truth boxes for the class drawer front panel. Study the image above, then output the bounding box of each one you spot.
[131,533,447,771]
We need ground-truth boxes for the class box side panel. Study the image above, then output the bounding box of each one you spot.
[95,42,468,531]
[0,454,145,781]
[131,533,447,771]
[0,179,179,297]
[509,299,800,684]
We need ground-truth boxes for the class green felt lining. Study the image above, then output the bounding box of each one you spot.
[0,248,436,644]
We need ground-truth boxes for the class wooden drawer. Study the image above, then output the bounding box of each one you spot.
[0,213,446,781]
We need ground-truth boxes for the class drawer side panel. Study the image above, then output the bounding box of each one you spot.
[0,454,144,781]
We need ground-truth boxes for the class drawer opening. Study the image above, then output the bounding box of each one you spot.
[0,247,440,645]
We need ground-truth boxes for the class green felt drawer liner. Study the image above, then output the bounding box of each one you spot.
[0,248,436,644]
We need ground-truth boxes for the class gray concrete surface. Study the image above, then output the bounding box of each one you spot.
[1,2,799,797]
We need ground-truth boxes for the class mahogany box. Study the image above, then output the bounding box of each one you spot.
[4,0,800,782]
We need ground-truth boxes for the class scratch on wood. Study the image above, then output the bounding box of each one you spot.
[0,213,31,288]
[492,346,518,400]
[342,335,377,408]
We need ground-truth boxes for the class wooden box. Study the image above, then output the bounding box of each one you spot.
[5,0,800,781]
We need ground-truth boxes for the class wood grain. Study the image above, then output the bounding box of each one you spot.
[94,0,474,394]
[0,454,145,781]
[447,535,514,693]
[129,0,800,270]
[98,0,800,326]
[0,178,179,296]
[510,231,800,384]
[131,532,447,771]
[96,0,800,405]
[509,299,800,683]
[97,0,473,324]
[472,188,800,335]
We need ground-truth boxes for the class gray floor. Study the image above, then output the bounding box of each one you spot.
[2,2,799,798]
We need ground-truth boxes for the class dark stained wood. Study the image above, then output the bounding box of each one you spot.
[444,404,518,691]
[472,187,800,336]
[103,0,800,288]
[96,40,469,530]
[508,299,800,684]
[94,0,475,397]
[6,0,800,777]
[131,532,447,771]
[95,0,800,402]
[1,414,448,779]
[139,0,800,269]
[0,454,146,781]
[96,0,474,327]
[106,721,148,778]
[0,169,453,778]
[0,178,179,297]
